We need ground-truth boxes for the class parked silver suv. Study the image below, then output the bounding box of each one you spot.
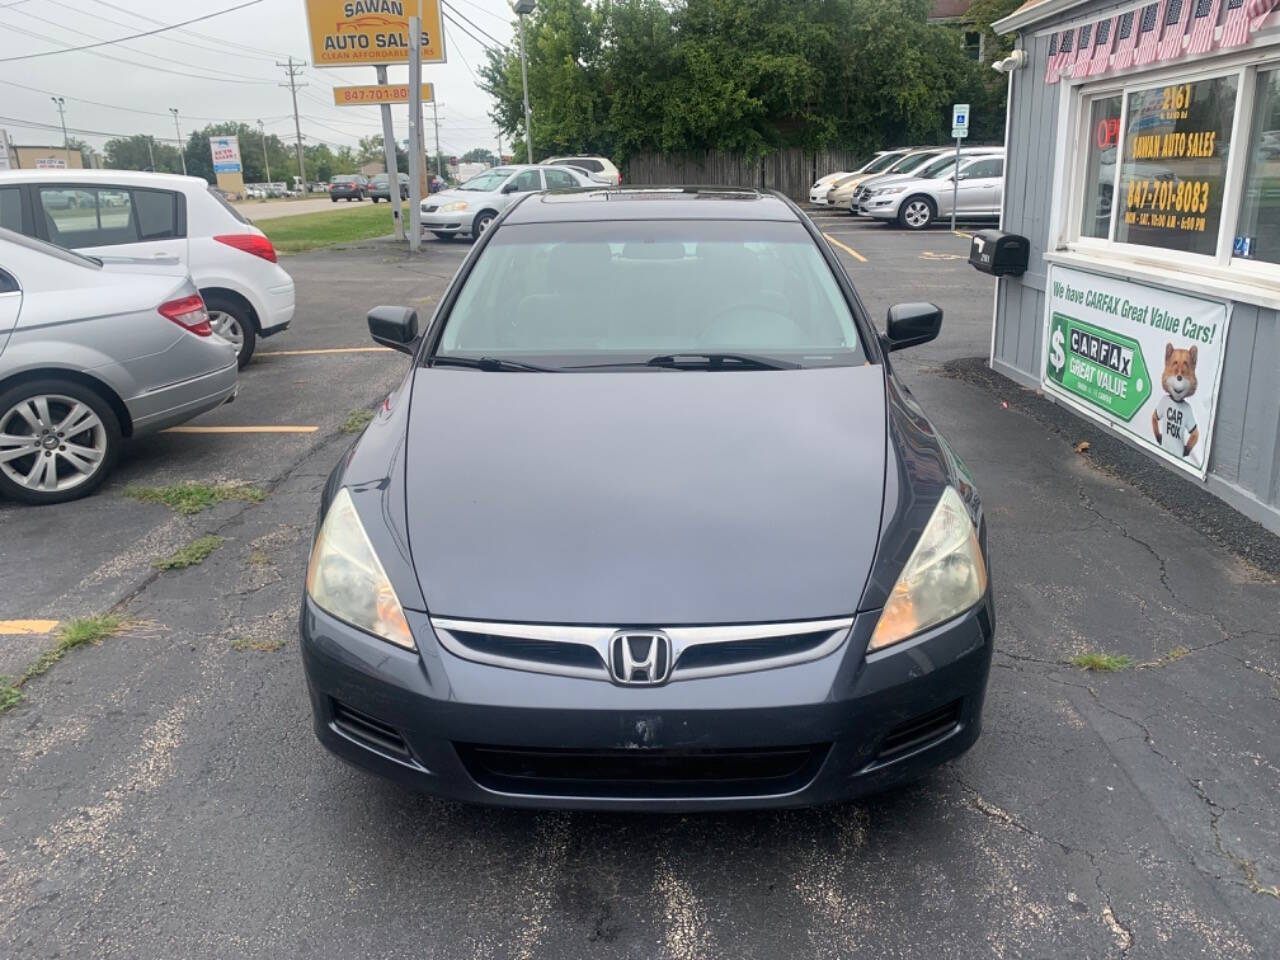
[0,228,237,504]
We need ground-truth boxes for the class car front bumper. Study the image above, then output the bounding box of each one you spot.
[863,197,902,221]
[420,209,470,234]
[299,594,994,811]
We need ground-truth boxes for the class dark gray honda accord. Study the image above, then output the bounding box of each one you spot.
[300,186,993,811]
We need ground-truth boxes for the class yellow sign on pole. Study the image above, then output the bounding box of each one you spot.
[332,83,435,106]
[304,0,446,67]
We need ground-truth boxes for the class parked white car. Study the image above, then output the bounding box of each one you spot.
[808,169,855,204]
[541,155,622,186]
[0,169,295,367]
[861,153,1006,229]
[850,147,1004,214]
[421,164,597,240]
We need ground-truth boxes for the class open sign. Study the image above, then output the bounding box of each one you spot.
[1096,117,1120,149]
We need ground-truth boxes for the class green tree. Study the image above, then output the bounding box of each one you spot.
[460,147,498,164]
[356,134,409,174]
[305,143,337,182]
[104,135,183,173]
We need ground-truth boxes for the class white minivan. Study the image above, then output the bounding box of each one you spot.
[0,170,295,367]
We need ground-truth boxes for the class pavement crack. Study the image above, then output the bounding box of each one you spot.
[1090,858,1134,957]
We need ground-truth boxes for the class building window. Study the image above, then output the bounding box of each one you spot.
[1080,95,1122,239]
[963,31,983,61]
[1233,68,1280,265]
[1114,76,1237,257]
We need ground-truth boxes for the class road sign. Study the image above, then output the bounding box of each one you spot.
[951,126,969,139]
[304,0,446,67]
[210,135,242,173]
[333,83,435,106]
[952,103,970,129]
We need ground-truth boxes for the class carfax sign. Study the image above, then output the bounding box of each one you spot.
[304,0,446,67]
[1042,265,1230,480]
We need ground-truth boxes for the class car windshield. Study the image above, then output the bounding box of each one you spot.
[460,169,513,191]
[886,152,941,175]
[860,152,903,174]
[433,220,865,370]
[918,155,963,178]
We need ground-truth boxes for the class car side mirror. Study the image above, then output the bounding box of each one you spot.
[885,302,943,351]
[368,305,419,354]
[501,182,518,194]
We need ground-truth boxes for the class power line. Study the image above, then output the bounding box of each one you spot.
[0,17,277,84]
[0,0,264,62]
[449,0,511,27]
[444,12,500,55]
[442,3,505,49]
[278,56,308,185]
[0,77,289,123]
[46,0,280,64]
[89,0,304,62]
[445,23,481,83]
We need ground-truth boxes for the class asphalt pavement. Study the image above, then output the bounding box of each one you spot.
[1,217,1277,959]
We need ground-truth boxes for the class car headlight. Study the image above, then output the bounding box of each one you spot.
[436,200,468,212]
[877,186,907,196]
[869,486,987,652]
[305,488,415,649]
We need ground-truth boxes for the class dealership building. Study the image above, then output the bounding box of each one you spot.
[988,0,1280,532]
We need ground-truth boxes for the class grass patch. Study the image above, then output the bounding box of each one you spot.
[248,550,273,566]
[154,535,224,570]
[0,615,128,714]
[230,635,288,653]
[258,204,397,254]
[124,482,265,515]
[341,407,375,434]
[1071,651,1135,672]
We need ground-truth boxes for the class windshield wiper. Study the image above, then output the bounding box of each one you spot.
[430,355,555,372]
[646,353,798,370]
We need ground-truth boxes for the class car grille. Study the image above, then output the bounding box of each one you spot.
[430,617,854,682]
[330,699,417,764]
[874,700,963,763]
[456,742,829,798]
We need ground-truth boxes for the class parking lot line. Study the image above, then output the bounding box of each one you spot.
[161,426,320,434]
[822,233,868,263]
[256,347,394,357]
[0,620,59,635]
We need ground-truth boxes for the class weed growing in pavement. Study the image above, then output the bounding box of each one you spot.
[1071,652,1135,672]
[341,407,375,433]
[125,482,266,515]
[0,615,129,714]
[248,551,273,566]
[154,535,225,570]
[230,635,289,653]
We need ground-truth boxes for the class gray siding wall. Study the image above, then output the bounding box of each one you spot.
[992,6,1280,533]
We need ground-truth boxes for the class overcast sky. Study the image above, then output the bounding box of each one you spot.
[0,0,508,158]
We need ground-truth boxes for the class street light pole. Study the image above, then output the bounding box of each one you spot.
[258,119,271,184]
[51,97,70,167]
[146,135,155,171]
[169,108,187,175]
[513,0,536,163]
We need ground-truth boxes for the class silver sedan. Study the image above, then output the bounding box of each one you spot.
[420,164,597,240]
[0,228,237,504]
[860,154,1006,230]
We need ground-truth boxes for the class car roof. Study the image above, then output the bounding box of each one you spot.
[0,168,209,189]
[502,187,800,224]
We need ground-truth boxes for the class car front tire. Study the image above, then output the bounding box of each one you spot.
[0,379,122,505]
[471,211,496,238]
[898,197,936,230]
[204,292,257,368]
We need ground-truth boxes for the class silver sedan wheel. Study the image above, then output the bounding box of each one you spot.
[209,310,244,350]
[0,394,108,493]
[902,200,933,228]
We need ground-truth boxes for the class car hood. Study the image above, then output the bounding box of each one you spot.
[403,365,888,625]
[428,188,487,204]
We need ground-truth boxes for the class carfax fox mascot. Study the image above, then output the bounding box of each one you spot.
[1151,343,1200,462]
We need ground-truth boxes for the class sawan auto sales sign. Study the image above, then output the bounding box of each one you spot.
[1042,265,1230,480]
[305,0,446,67]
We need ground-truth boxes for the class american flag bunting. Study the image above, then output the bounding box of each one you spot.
[1218,0,1252,43]
[1186,0,1222,53]
[1089,17,1119,74]
[1111,11,1139,69]
[1071,23,1095,77]
[1044,31,1061,83]
[1134,1,1167,64]
[1156,0,1192,60]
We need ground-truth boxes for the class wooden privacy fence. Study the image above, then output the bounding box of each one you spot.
[624,148,870,199]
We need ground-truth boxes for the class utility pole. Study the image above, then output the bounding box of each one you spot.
[258,119,271,184]
[432,98,442,186]
[496,130,503,165]
[277,56,307,188]
[51,97,70,167]
[169,107,187,175]
[513,0,536,163]
[146,135,155,171]
[375,65,403,241]
[406,15,423,252]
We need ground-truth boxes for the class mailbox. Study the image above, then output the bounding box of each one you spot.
[968,230,1029,277]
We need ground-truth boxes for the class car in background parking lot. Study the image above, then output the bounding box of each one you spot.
[0,169,295,368]
[850,147,1004,213]
[808,152,898,205]
[823,149,917,208]
[369,173,410,202]
[541,155,621,185]
[862,153,1006,229]
[329,175,368,201]
[0,227,237,505]
[420,164,596,240]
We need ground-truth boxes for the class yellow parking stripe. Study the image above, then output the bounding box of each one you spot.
[257,347,393,356]
[953,230,973,238]
[0,620,60,635]
[162,426,319,434]
[823,233,868,263]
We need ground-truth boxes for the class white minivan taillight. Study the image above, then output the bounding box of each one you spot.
[159,294,213,336]
[214,233,278,263]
